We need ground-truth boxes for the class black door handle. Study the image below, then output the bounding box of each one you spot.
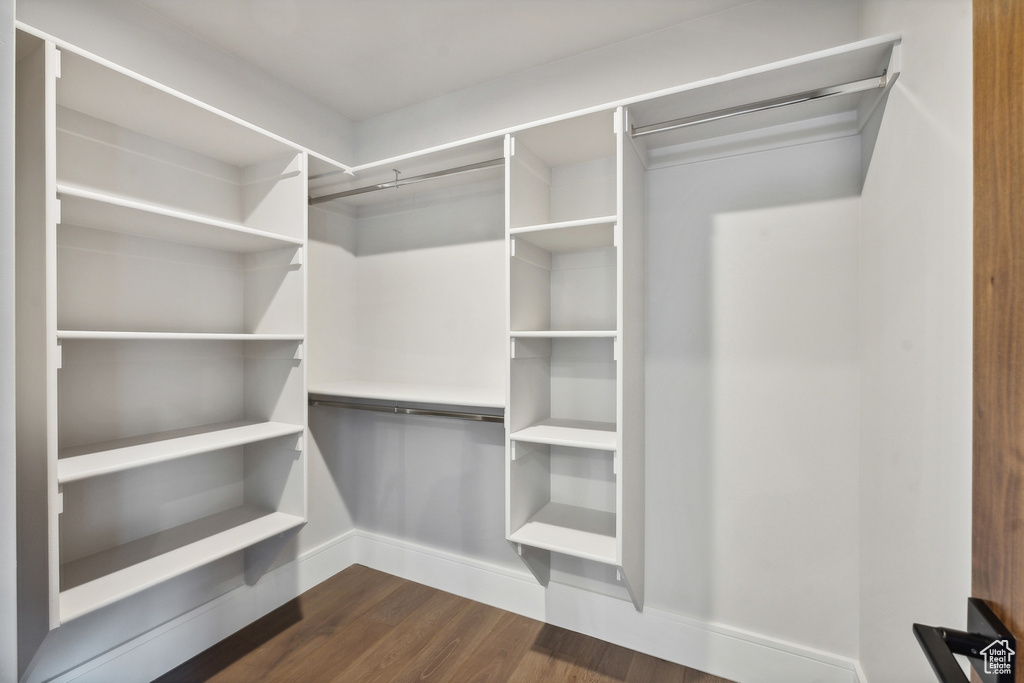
[913,598,1015,682]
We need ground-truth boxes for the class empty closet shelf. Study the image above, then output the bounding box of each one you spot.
[58,421,305,483]
[511,419,617,450]
[509,502,617,564]
[510,330,617,338]
[57,184,304,253]
[510,218,616,253]
[59,506,304,622]
[57,331,305,341]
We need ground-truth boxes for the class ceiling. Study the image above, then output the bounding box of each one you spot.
[131,0,754,122]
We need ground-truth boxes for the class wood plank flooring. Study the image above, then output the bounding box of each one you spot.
[154,564,734,682]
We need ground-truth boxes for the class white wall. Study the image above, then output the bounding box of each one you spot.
[646,136,863,659]
[0,0,17,681]
[858,1,973,681]
[16,0,355,162]
[354,0,862,164]
[307,180,506,401]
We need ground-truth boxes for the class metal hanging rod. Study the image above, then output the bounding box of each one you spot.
[631,71,888,139]
[309,157,505,205]
[309,398,504,424]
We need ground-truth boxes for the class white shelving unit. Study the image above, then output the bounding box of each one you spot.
[15,30,308,634]
[14,17,904,664]
[505,107,647,609]
[500,34,900,612]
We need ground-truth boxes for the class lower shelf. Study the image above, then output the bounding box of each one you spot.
[59,506,304,623]
[508,502,617,565]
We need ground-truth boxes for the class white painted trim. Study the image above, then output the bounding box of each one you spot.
[543,584,859,683]
[351,531,546,620]
[353,534,859,682]
[52,529,862,683]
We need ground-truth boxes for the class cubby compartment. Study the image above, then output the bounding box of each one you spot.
[56,225,304,337]
[507,111,616,229]
[57,338,304,451]
[56,48,305,243]
[508,444,618,564]
[57,434,304,623]
[510,225,616,333]
[509,336,617,447]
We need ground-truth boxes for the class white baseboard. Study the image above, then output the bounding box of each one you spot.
[353,531,860,683]
[52,529,861,683]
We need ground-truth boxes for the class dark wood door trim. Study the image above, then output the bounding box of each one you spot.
[973,0,1024,637]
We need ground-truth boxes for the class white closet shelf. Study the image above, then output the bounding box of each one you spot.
[58,49,295,168]
[510,216,616,253]
[510,330,617,338]
[58,420,304,484]
[511,419,617,450]
[57,184,304,253]
[509,502,617,564]
[58,506,304,623]
[57,330,304,341]
[309,380,505,410]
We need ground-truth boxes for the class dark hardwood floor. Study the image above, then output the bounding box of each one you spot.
[153,564,734,682]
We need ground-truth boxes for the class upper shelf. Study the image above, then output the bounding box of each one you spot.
[57,47,297,168]
[58,184,304,253]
